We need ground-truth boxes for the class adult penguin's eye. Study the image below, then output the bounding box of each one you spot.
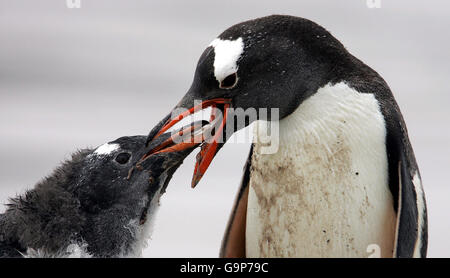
[115,152,131,164]
[220,72,238,89]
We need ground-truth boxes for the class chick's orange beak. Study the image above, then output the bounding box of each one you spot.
[145,98,231,188]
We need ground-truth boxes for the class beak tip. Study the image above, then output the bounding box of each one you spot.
[191,173,202,188]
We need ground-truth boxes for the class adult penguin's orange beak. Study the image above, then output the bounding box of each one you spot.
[144,98,231,188]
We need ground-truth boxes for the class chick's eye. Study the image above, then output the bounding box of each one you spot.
[115,152,131,164]
[220,72,238,89]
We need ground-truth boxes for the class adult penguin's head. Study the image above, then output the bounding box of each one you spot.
[145,15,352,187]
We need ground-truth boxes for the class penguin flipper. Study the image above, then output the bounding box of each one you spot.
[219,145,253,258]
[388,123,427,258]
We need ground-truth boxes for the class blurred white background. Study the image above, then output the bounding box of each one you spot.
[0,0,449,257]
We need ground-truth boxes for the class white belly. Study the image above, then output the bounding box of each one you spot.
[246,82,397,258]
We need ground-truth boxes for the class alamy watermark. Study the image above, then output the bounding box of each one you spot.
[366,0,381,9]
[66,0,81,9]
[169,100,280,154]
[367,244,381,258]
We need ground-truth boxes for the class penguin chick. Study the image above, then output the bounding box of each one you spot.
[0,123,203,258]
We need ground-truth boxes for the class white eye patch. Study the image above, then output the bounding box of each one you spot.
[94,143,119,155]
[209,37,244,83]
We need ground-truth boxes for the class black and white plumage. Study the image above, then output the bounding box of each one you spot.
[0,131,199,258]
[146,15,427,258]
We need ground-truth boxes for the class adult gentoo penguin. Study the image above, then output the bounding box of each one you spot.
[146,15,427,258]
[0,122,204,258]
